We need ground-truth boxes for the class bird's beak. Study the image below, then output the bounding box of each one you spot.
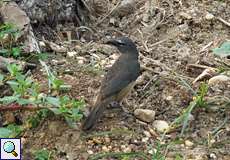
[104,39,119,46]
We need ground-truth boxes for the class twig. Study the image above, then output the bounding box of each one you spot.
[217,17,230,27]
[186,64,216,70]
[137,29,149,52]
[140,54,172,71]
[0,103,51,111]
[199,41,213,53]
[141,75,158,91]
[96,0,121,26]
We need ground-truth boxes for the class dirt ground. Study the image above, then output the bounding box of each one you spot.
[3,0,230,159]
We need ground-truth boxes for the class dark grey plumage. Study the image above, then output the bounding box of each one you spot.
[82,36,140,131]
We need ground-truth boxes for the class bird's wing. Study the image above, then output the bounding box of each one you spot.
[99,61,139,100]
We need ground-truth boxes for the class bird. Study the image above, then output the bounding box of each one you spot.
[82,36,140,131]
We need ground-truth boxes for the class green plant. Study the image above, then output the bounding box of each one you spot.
[27,109,51,128]
[212,41,230,58]
[168,82,208,136]
[40,60,71,92]
[151,142,166,160]
[46,96,84,126]
[0,63,85,128]
[34,149,52,160]
[0,23,21,58]
[0,124,23,138]
[0,64,40,105]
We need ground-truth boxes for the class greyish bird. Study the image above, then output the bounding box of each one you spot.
[82,36,140,131]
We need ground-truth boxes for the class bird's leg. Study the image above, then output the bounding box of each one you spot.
[119,99,131,114]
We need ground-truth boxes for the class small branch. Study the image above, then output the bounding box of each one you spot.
[0,103,53,111]
[217,17,230,27]
[96,0,121,26]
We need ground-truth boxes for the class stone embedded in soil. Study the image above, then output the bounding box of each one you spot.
[87,150,94,154]
[205,12,214,20]
[67,51,77,57]
[208,75,230,85]
[134,109,155,123]
[102,146,110,152]
[185,140,194,147]
[143,130,151,137]
[152,120,169,133]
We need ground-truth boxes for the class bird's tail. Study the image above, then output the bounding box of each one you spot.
[82,101,108,131]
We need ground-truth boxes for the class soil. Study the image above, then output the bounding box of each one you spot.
[2,0,230,160]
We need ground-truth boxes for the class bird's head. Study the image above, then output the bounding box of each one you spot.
[105,36,138,56]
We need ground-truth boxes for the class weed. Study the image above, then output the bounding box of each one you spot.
[40,60,71,92]
[0,23,21,58]
[151,142,166,160]
[168,82,208,136]
[0,63,85,133]
[0,124,23,138]
[34,148,52,160]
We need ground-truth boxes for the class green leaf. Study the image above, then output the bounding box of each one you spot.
[0,95,19,104]
[11,47,21,57]
[34,149,50,160]
[38,53,48,60]
[0,128,13,138]
[17,98,34,105]
[0,49,9,56]
[46,96,60,107]
[212,41,230,57]
[7,124,23,137]
[0,74,4,83]
[49,108,61,115]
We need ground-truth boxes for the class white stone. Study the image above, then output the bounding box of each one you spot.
[152,120,169,133]
[134,109,155,123]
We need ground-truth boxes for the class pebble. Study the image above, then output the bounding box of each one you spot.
[87,150,94,154]
[179,12,192,20]
[185,140,194,147]
[205,12,214,20]
[104,137,111,143]
[143,130,151,138]
[141,137,149,143]
[102,146,110,152]
[152,120,169,133]
[67,51,77,57]
[209,153,217,159]
[134,109,155,123]
[208,75,230,85]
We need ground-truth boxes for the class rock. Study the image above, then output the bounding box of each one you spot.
[143,130,151,137]
[209,153,217,159]
[47,41,67,53]
[208,75,230,85]
[134,109,155,123]
[0,1,40,53]
[102,146,110,152]
[67,51,78,57]
[87,150,94,154]
[205,12,214,20]
[152,120,169,133]
[76,56,87,64]
[179,12,192,20]
[113,0,136,17]
[141,137,149,143]
[185,140,194,147]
